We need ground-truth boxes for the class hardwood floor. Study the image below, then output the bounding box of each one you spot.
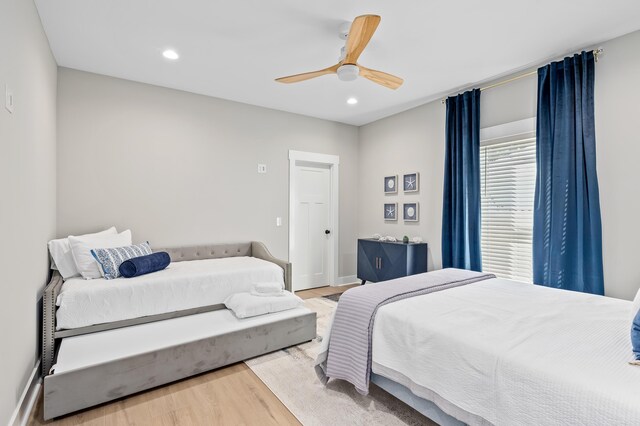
[29,284,358,426]
[29,363,299,426]
[296,283,358,300]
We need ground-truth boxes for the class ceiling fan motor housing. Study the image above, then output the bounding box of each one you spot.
[338,22,351,40]
[337,64,359,81]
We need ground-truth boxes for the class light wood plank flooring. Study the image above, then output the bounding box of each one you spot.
[29,284,358,426]
[295,283,358,300]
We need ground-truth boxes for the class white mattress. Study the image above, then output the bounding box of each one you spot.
[54,306,311,374]
[56,256,284,330]
[372,278,640,426]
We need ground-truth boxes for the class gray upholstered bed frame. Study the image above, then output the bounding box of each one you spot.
[371,374,465,426]
[41,241,313,419]
[42,241,291,376]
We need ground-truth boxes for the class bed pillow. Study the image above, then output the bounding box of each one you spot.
[631,287,640,324]
[632,310,640,365]
[69,230,132,279]
[119,252,171,278]
[91,242,153,280]
[48,227,117,279]
[224,291,303,319]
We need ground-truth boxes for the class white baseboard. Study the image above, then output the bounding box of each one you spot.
[333,275,358,286]
[8,359,41,426]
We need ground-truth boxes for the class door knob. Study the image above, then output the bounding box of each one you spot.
[325,229,331,235]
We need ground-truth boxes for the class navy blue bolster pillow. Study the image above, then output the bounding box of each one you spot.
[119,252,170,278]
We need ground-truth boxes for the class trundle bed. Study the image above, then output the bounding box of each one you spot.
[42,241,316,420]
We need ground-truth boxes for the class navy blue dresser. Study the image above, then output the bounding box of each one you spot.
[357,238,428,284]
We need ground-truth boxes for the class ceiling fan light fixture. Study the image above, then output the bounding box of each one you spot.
[337,64,359,82]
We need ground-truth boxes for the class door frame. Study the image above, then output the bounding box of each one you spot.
[288,150,340,289]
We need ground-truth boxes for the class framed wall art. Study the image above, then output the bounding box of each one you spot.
[384,175,398,194]
[384,203,398,221]
[403,202,419,222]
[403,172,419,192]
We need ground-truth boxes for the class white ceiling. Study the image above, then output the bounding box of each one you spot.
[35,0,640,126]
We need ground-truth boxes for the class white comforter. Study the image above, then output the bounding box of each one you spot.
[371,278,640,426]
[56,256,284,330]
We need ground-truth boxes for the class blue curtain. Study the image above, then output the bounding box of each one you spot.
[533,51,604,294]
[442,89,482,271]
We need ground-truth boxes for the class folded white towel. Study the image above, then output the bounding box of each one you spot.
[225,291,303,318]
[251,282,284,297]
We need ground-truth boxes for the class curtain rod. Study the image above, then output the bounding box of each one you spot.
[440,48,603,104]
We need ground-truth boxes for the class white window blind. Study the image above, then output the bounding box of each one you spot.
[480,135,536,282]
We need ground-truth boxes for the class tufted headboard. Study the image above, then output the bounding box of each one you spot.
[155,241,291,292]
[159,243,253,262]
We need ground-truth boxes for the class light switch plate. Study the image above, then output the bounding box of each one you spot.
[5,85,14,113]
[276,217,282,227]
[257,164,267,174]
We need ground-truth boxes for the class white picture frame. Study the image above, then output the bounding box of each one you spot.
[403,172,420,193]
[384,203,398,221]
[384,175,398,194]
[403,202,419,222]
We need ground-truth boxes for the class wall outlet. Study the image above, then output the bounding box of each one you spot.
[257,164,267,174]
[5,85,14,113]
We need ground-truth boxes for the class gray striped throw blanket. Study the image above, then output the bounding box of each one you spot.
[314,268,496,394]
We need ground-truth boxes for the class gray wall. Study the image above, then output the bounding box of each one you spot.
[358,29,640,300]
[595,30,640,300]
[358,75,536,272]
[57,68,359,279]
[358,101,447,272]
[0,0,57,424]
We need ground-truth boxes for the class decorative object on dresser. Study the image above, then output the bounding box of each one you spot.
[384,175,398,194]
[403,203,419,222]
[384,203,397,221]
[403,172,419,192]
[357,238,428,284]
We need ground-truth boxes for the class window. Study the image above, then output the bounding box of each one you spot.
[480,130,536,282]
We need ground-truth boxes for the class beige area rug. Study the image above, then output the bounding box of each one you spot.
[244,297,434,426]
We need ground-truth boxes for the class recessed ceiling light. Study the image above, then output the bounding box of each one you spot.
[162,49,179,60]
[347,97,358,105]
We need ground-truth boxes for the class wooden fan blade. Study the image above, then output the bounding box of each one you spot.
[359,66,404,90]
[344,15,381,64]
[275,65,339,84]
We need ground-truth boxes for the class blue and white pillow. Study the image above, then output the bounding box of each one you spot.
[631,288,640,365]
[632,310,640,364]
[91,242,152,280]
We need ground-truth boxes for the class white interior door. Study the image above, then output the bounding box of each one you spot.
[292,163,331,290]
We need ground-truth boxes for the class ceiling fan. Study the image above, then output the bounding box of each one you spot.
[275,14,403,90]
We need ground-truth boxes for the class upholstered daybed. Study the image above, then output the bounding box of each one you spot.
[42,241,316,420]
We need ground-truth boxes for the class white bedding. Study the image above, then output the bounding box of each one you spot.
[372,278,640,426]
[56,256,284,330]
[54,306,311,374]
